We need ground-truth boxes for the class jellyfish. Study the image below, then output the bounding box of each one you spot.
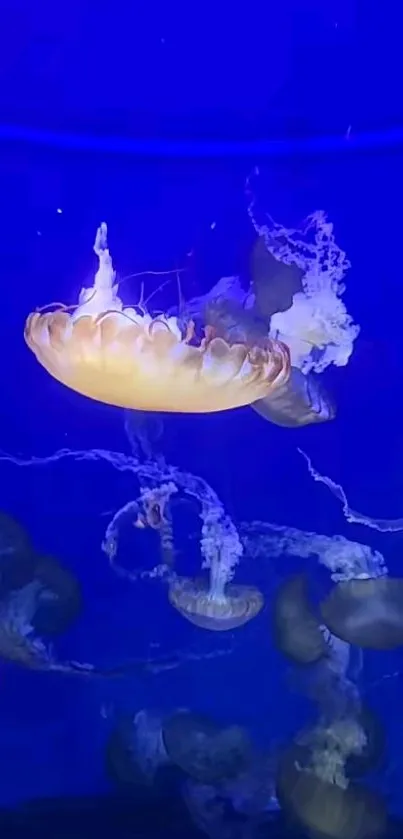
[0,580,58,670]
[168,503,263,631]
[24,223,290,414]
[251,367,335,427]
[101,418,264,632]
[276,741,387,839]
[320,577,403,650]
[296,706,385,784]
[246,174,360,376]
[168,577,263,632]
[272,574,328,665]
[106,709,171,788]
[182,273,334,428]
[162,710,252,785]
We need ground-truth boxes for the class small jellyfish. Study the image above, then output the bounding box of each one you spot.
[320,577,403,650]
[168,500,263,631]
[162,710,252,785]
[272,574,328,664]
[106,710,170,788]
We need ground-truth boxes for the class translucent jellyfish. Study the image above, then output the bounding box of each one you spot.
[0,581,57,670]
[248,233,336,425]
[106,709,170,788]
[251,366,335,428]
[162,710,252,784]
[297,718,366,787]
[272,574,328,664]
[168,504,263,631]
[321,577,403,650]
[168,577,263,632]
[297,705,385,785]
[246,172,360,376]
[182,274,334,428]
[101,417,264,633]
[277,742,386,839]
[24,223,290,414]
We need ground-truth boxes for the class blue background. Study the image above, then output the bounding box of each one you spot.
[0,0,402,826]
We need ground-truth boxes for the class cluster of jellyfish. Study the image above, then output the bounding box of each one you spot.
[3,172,403,838]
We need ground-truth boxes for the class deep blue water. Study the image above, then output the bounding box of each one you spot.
[0,5,403,837]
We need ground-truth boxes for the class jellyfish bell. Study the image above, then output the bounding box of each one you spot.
[252,366,335,428]
[273,574,328,665]
[107,709,171,789]
[192,270,334,428]
[24,223,291,414]
[162,710,252,785]
[277,743,387,839]
[320,577,403,650]
[168,576,263,631]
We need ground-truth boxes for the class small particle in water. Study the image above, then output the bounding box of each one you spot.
[345,125,352,139]
[210,221,216,230]
[36,230,42,236]
[56,208,63,214]
[161,37,166,44]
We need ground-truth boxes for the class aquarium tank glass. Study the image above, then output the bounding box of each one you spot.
[0,2,402,838]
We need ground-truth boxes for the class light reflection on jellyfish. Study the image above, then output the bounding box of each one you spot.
[24,223,290,414]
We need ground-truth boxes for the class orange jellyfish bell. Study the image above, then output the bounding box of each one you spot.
[24,224,291,413]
